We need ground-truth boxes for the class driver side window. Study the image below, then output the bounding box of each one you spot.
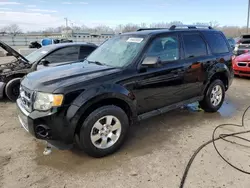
[147,36,179,62]
[45,46,80,64]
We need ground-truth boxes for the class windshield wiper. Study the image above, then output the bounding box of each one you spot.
[87,60,105,66]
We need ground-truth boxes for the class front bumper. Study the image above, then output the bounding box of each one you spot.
[0,82,6,99]
[233,63,250,77]
[16,98,74,149]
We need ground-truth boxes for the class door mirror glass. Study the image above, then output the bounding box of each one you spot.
[141,56,160,67]
[40,59,50,66]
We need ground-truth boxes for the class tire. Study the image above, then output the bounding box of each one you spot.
[199,79,225,113]
[79,105,129,158]
[5,78,21,102]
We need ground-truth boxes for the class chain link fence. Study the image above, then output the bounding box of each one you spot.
[0,35,111,46]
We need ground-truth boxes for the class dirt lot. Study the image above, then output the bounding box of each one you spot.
[1,74,250,187]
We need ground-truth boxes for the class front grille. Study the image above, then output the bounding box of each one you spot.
[238,62,247,67]
[20,86,34,112]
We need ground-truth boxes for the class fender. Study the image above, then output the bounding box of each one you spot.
[203,62,232,93]
[66,84,137,128]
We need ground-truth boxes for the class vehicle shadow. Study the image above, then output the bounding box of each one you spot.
[34,102,232,174]
[0,98,11,103]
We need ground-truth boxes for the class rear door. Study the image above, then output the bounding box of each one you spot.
[180,32,210,100]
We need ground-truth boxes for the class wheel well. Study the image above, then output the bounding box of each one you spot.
[3,74,25,97]
[74,98,133,136]
[5,74,25,83]
[210,72,228,90]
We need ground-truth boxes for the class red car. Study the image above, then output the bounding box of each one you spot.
[233,52,250,77]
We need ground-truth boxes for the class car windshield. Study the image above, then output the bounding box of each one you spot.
[86,35,146,68]
[25,46,52,63]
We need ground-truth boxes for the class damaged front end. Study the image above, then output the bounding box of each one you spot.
[0,61,32,99]
[0,41,32,99]
[0,59,31,74]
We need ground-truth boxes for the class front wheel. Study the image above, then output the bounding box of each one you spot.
[5,78,21,102]
[79,105,129,158]
[199,79,225,112]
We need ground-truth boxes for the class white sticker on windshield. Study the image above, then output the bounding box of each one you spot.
[127,38,143,43]
[41,51,48,54]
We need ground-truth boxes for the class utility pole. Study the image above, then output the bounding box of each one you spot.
[247,0,250,33]
[64,17,68,38]
[64,17,68,28]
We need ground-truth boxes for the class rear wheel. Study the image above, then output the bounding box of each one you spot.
[5,78,21,102]
[79,105,129,158]
[199,79,225,112]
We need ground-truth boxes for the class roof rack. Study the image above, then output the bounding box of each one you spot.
[169,25,213,30]
[137,25,213,32]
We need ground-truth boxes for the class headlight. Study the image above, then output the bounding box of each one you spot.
[34,92,64,111]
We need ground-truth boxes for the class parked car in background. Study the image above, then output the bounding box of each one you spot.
[29,39,74,49]
[16,25,233,157]
[234,34,250,55]
[227,37,236,50]
[29,41,42,49]
[232,52,250,77]
[0,42,97,101]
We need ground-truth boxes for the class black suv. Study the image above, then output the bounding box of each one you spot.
[17,25,234,157]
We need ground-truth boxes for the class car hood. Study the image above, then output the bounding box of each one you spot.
[21,61,120,93]
[235,52,250,62]
[0,41,29,63]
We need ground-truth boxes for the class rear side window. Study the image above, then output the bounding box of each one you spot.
[203,33,229,54]
[79,46,96,59]
[182,34,207,58]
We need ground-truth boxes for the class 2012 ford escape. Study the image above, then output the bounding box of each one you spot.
[16,25,234,158]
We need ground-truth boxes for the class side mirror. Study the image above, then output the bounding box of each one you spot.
[40,59,50,66]
[141,56,160,68]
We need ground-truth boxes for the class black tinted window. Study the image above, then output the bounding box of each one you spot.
[147,36,179,62]
[183,34,207,58]
[45,46,79,63]
[203,33,229,54]
[204,33,229,54]
[79,46,96,59]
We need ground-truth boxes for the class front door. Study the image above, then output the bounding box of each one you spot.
[133,34,186,114]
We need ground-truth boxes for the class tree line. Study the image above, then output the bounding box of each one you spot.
[0,21,249,38]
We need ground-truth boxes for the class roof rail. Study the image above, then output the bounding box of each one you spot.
[137,28,167,31]
[169,25,213,30]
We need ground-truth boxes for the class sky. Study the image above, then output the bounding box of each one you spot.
[0,0,249,31]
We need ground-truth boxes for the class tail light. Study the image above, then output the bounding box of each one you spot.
[244,50,249,53]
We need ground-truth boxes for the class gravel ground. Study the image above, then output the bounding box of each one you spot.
[1,62,250,187]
